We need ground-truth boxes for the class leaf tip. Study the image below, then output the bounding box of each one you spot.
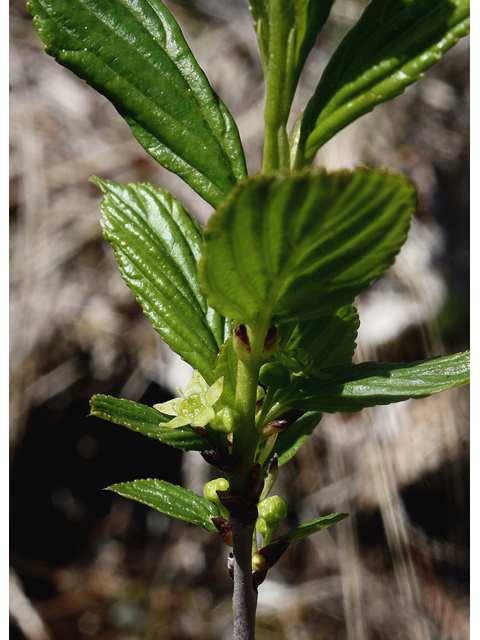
[89,175,106,191]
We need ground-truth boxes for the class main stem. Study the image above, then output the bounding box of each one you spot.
[231,517,258,640]
[228,322,269,639]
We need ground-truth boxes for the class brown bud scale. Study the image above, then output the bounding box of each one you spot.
[233,324,251,352]
[211,515,233,547]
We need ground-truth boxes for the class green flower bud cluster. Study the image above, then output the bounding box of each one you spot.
[256,495,287,545]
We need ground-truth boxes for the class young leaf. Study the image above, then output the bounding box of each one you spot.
[90,395,210,451]
[280,512,349,542]
[27,0,247,207]
[251,0,334,99]
[268,411,322,467]
[108,478,217,531]
[276,305,359,375]
[95,178,223,381]
[213,337,239,409]
[199,169,415,326]
[250,0,334,165]
[293,0,470,166]
[282,351,470,413]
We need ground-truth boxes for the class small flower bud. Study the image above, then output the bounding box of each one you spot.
[254,539,290,571]
[256,495,287,545]
[256,517,278,538]
[258,495,287,524]
[203,478,230,519]
[251,552,268,588]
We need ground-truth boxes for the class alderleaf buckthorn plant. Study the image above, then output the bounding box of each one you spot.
[28,0,470,637]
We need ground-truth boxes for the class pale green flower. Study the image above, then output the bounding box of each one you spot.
[154,370,224,428]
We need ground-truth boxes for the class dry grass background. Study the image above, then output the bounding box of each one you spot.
[10,1,469,639]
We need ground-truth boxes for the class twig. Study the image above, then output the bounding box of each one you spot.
[231,517,258,640]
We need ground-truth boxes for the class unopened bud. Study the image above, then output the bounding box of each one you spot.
[261,325,278,360]
[256,495,287,545]
[251,552,268,589]
[258,495,287,524]
[254,539,290,570]
[257,409,303,437]
[233,324,251,363]
[203,478,230,519]
[256,517,278,538]
[258,418,290,437]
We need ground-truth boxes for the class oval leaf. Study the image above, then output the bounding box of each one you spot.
[28,0,247,206]
[283,351,470,412]
[108,478,217,531]
[199,169,415,326]
[90,394,209,451]
[294,0,470,165]
[95,178,223,381]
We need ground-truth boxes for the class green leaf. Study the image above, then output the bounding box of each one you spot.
[280,512,349,542]
[293,0,470,166]
[250,0,334,121]
[276,305,359,376]
[90,394,209,451]
[213,337,238,409]
[27,0,247,207]
[108,478,217,531]
[95,178,223,381]
[269,411,322,467]
[198,169,415,326]
[283,351,470,412]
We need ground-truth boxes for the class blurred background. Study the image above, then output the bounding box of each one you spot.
[9,0,469,638]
